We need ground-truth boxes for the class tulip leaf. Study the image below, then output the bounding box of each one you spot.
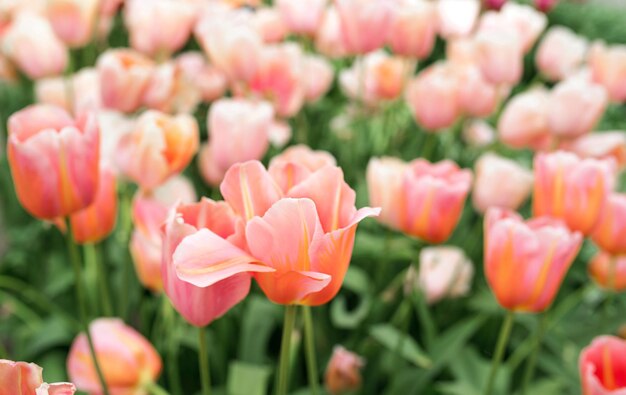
[226,361,271,395]
[369,324,432,368]
[238,296,282,364]
[330,267,372,329]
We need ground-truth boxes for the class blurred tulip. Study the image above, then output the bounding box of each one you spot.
[199,99,273,186]
[498,88,551,150]
[7,105,99,220]
[268,120,292,148]
[473,153,533,214]
[70,168,117,244]
[47,0,98,47]
[97,49,155,113]
[2,11,68,79]
[547,78,608,139]
[591,193,626,255]
[536,26,588,81]
[334,0,393,55]
[0,54,17,82]
[454,63,499,118]
[484,0,507,10]
[97,111,135,175]
[579,336,626,395]
[589,253,626,292]
[270,145,336,173]
[124,0,195,58]
[117,110,199,191]
[303,54,334,103]
[405,63,460,131]
[436,0,480,38]
[36,68,102,116]
[533,151,617,235]
[315,6,347,59]
[175,52,228,103]
[252,7,288,43]
[484,208,582,312]
[462,120,495,148]
[474,28,524,86]
[67,318,161,394]
[564,132,626,168]
[418,246,474,304]
[325,346,364,395]
[0,359,76,395]
[142,61,202,114]
[499,3,547,52]
[535,0,559,12]
[277,0,326,36]
[588,42,626,103]
[387,0,437,59]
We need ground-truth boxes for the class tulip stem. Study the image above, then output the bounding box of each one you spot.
[277,305,298,395]
[484,311,515,395]
[198,326,212,395]
[84,243,113,316]
[520,313,547,395]
[302,306,320,395]
[165,301,183,395]
[65,219,111,395]
[144,381,171,395]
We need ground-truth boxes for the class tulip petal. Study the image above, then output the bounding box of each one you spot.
[37,383,76,395]
[0,359,44,395]
[254,270,332,305]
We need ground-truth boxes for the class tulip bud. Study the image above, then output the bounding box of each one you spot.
[418,246,474,304]
[462,120,495,148]
[591,193,626,255]
[536,26,588,81]
[588,253,626,292]
[47,0,99,47]
[387,0,437,59]
[563,132,626,169]
[437,0,480,38]
[535,0,559,13]
[334,0,393,55]
[315,6,348,59]
[498,88,551,150]
[588,41,626,103]
[579,336,626,395]
[277,0,327,36]
[302,54,334,103]
[325,346,365,395]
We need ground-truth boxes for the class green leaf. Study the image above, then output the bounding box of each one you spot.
[330,267,372,329]
[238,296,282,364]
[226,361,271,395]
[369,324,431,368]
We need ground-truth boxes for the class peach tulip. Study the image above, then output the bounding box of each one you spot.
[124,0,196,58]
[47,0,99,47]
[454,63,499,118]
[303,54,334,103]
[484,208,582,312]
[175,52,228,103]
[564,132,626,169]
[499,3,547,52]
[7,105,99,220]
[473,153,533,214]
[474,28,524,86]
[367,158,472,243]
[199,99,273,186]
[418,246,474,304]
[117,110,199,191]
[387,0,437,59]
[2,11,68,79]
[436,0,480,38]
[498,88,551,150]
[269,145,336,174]
[67,318,161,394]
[0,359,75,395]
[97,111,135,175]
[142,61,202,114]
[276,0,326,36]
[97,49,155,113]
[589,253,626,292]
[405,63,460,131]
[536,26,588,81]
[36,68,102,116]
[0,54,17,82]
[333,0,393,55]
[591,193,626,255]
[579,336,626,395]
[324,346,365,395]
[252,7,288,44]
[315,6,347,59]
[533,151,617,235]
[547,78,608,139]
[588,42,626,103]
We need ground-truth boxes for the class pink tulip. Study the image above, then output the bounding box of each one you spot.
[142,61,202,114]
[436,0,480,38]
[324,346,365,395]
[36,68,102,116]
[302,54,334,103]
[591,193,626,255]
[270,145,336,174]
[588,253,626,292]
[405,63,460,131]
[485,0,507,10]
[535,0,559,12]
[473,153,533,214]
[462,120,496,147]
[0,359,75,395]
[175,52,228,103]
[474,28,524,86]
[454,63,499,118]
[277,0,327,36]
[418,246,474,304]
[252,7,288,44]
[97,111,135,175]
[7,105,99,220]
[333,0,393,55]
[547,78,608,139]
[97,49,155,113]
[199,99,273,186]
[2,11,68,79]
[47,0,98,47]
[499,3,547,52]
[498,88,552,150]
[536,26,588,81]
[117,110,199,191]
[67,318,162,394]
[315,6,348,59]
[534,151,617,235]
[588,42,626,103]
[268,120,292,148]
[579,336,626,395]
[564,132,626,169]
[484,208,582,312]
[387,0,437,59]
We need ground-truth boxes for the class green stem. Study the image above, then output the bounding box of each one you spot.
[277,305,298,395]
[302,306,320,395]
[198,326,212,395]
[420,132,438,161]
[165,302,183,395]
[65,220,111,395]
[118,187,133,319]
[144,381,171,395]
[520,313,547,395]
[411,290,436,350]
[484,311,515,395]
[393,299,412,366]
[85,243,113,316]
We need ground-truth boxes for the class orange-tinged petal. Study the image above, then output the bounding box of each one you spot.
[0,359,44,395]
[580,336,626,395]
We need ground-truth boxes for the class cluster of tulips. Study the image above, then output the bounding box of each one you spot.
[1,0,626,394]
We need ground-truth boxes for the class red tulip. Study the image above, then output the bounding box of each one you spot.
[579,336,626,395]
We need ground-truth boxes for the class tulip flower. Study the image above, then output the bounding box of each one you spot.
[564,132,626,169]
[276,0,326,36]
[252,7,288,44]
[579,336,626,395]
[324,346,365,395]
[536,26,588,81]
[7,105,99,220]
[588,42,626,103]
[436,0,480,38]
[498,3,547,52]
[484,208,582,312]
[142,61,202,114]
[498,88,551,150]
[97,111,135,175]
[315,6,348,59]
[269,145,336,175]
[302,54,334,103]
[535,0,559,12]
[533,151,616,235]
[36,68,102,118]
[462,120,496,148]
[0,359,76,395]
[67,318,162,394]
[117,110,199,191]
[387,0,437,59]
[417,246,474,304]
[589,253,626,292]
[591,194,626,255]
[367,158,472,243]
[485,0,507,10]
[47,0,99,47]
[474,28,524,86]
[334,0,393,55]
[175,52,228,103]
[97,49,155,113]
[454,63,499,118]
[473,153,533,214]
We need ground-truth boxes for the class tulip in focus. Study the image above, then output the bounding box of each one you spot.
[47,0,99,47]
[588,42,626,103]
[579,336,626,395]
[484,208,582,312]
[418,246,474,304]
[387,0,437,59]
[589,253,626,292]
[0,359,75,395]
[591,193,626,255]
[70,168,117,244]
[536,26,588,81]
[534,151,616,234]
[325,346,365,395]
[7,105,99,220]
[564,132,626,169]
[334,0,393,55]
[117,110,199,191]
[473,153,533,214]
[277,0,327,36]
[67,318,162,394]
[498,87,551,150]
